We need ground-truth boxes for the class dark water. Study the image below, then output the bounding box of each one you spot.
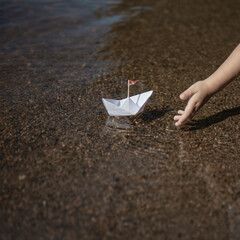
[1,0,240,239]
[0,0,121,84]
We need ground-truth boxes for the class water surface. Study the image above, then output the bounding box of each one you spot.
[1,0,240,239]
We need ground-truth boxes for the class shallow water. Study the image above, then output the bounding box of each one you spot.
[1,0,240,239]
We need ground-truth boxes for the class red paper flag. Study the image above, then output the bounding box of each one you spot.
[129,80,138,85]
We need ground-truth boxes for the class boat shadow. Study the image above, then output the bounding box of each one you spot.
[132,106,174,123]
[187,106,240,130]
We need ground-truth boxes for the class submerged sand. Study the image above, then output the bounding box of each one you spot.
[1,0,240,239]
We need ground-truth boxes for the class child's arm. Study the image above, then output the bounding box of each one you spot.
[174,43,240,126]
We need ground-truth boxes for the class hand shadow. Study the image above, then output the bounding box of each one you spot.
[187,106,240,130]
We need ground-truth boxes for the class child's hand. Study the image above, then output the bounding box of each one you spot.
[174,80,212,126]
[174,44,240,127]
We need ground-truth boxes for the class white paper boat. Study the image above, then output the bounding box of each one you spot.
[102,90,153,116]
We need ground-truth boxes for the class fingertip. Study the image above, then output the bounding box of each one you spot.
[178,110,184,115]
[176,117,186,126]
[179,93,185,100]
[175,121,180,126]
[174,115,182,121]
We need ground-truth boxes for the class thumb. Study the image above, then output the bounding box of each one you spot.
[179,85,195,100]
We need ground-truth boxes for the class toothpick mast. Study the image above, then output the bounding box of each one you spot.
[128,80,139,98]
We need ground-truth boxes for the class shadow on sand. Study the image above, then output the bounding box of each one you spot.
[132,107,174,123]
[188,106,240,130]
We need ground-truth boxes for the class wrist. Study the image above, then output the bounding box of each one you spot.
[203,77,220,95]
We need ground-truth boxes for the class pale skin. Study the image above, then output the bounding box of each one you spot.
[174,43,240,126]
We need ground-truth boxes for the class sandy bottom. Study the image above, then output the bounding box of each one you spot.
[1,0,240,239]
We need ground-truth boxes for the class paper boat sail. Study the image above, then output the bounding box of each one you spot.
[102,90,153,116]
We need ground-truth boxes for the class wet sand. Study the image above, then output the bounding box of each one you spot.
[1,0,240,239]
